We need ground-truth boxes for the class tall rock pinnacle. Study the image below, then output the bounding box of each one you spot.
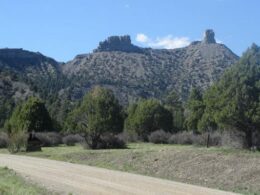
[203,29,216,44]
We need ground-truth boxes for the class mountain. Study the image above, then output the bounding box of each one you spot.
[0,48,64,95]
[0,48,66,126]
[62,30,239,104]
[0,29,239,127]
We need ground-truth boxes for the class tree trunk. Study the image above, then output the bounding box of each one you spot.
[245,129,253,148]
[206,132,210,148]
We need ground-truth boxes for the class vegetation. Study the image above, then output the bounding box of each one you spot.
[62,134,84,146]
[148,129,170,144]
[0,132,8,148]
[35,132,62,147]
[185,88,205,132]
[5,97,53,133]
[124,99,173,140]
[65,87,125,149]
[200,44,260,147]
[0,167,52,195]
[4,97,53,152]
[163,91,185,131]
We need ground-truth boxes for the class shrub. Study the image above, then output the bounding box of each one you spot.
[62,134,84,146]
[168,131,195,145]
[208,131,222,146]
[220,130,246,149]
[35,132,62,147]
[0,133,8,148]
[101,134,126,149]
[148,130,171,144]
[84,133,126,149]
[8,131,28,153]
[119,131,139,143]
[190,133,206,146]
[168,130,245,148]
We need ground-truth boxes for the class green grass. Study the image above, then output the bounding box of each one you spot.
[0,143,259,195]
[0,167,54,195]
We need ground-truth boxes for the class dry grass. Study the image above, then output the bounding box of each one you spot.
[1,143,259,195]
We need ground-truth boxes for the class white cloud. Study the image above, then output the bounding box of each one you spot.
[135,33,190,49]
[136,33,149,43]
[150,36,190,49]
[216,38,223,44]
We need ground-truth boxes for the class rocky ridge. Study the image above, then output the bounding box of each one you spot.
[63,30,239,103]
[93,35,143,53]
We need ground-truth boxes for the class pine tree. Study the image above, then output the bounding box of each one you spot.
[125,99,173,140]
[163,91,184,131]
[5,97,53,152]
[201,44,260,147]
[185,88,205,132]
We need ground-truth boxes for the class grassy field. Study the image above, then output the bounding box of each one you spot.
[1,143,260,195]
[0,167,55,195]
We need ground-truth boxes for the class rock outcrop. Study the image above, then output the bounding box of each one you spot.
[203,29,216,44]
[94,35,143,53]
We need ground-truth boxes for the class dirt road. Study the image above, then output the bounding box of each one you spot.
[0,154,238,195]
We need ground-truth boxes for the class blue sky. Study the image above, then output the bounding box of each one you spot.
[0,0,259,62]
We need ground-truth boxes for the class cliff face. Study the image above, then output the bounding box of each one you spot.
[63,30,239,103]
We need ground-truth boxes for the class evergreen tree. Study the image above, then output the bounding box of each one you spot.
[125,99,173,140]
[5,97,53,152]
[185,88,205,131]
[5,97,53,133]
[66,87,124,149]
[201,44,260,147]
[164,91,184,131]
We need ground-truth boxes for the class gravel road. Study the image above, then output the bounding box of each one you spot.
[0,154,238,195]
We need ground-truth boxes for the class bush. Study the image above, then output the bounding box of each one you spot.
[208,131,222,146]
[148,130,171,144]
[0,133,8,148]
[189,133,206,146]
[118,131,139,143]
[168,131,195,145]
[168,130,245,148]
[168,131,223,146]
[35,132,62,147]
[8,131,28,153]
[220,130,246,149]
[62,134,84,146]
[84,133,126,149]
